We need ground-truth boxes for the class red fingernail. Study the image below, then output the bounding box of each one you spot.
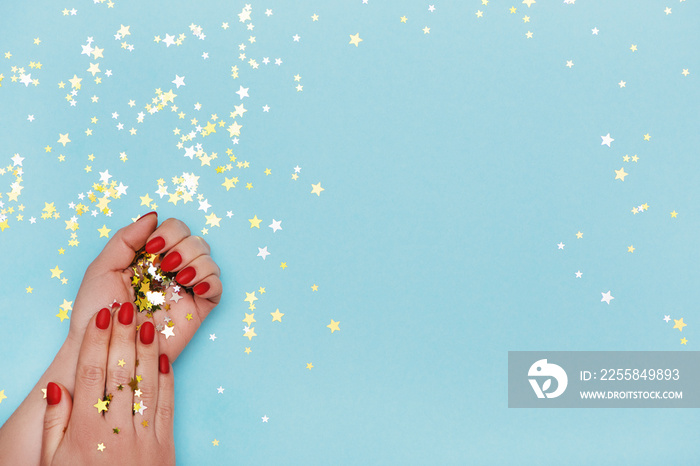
[193,282,210,295]
[138,211,157,222]
[175,266,196,285]
[118,302,134,325]
[140,321,155,344]
[111,302,120,310]
[145,236,166,254]
[160,252,182,272]
[96,308,111,329]
[47,382,61,405]
[159,354,170,374]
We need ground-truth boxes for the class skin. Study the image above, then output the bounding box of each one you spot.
[42,304,175,465]
[0,214,222,465]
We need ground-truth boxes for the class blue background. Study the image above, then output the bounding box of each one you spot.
[1,0,698,464]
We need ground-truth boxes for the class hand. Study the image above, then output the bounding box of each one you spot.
[69,213,222,366]
[0,213,220,466]
[41,304,176,466]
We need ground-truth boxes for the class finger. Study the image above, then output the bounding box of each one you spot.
[159,235,212,274]
[104,302,137,431]
[134,321,159,432]
[155,354,174,443]
[144,218,191,255]
[41,382,73,466]
[72,307,112,422]
[88,212,158,272]
[174,254,220,288]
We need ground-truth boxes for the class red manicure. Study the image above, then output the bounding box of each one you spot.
[175,266,196,285]
[47,382,61,405]
[193,282,210,295]
[111,302,120,310]
[145,236,165,254]
[96,308,111,329]
[140,321,155,345]
[118,302,134,325]
[159,354,170,374]
[160,252,182,272]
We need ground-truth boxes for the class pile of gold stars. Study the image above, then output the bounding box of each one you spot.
[129,247,184,316]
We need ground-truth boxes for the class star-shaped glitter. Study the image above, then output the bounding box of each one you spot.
[349,33,362,47]
[94,398,109,413]
[161,325,175,339]
[311,182,325,196]
[133,400,147,415]
[673,318,687,332]
[601,291,614,304]
[327,319,340,333]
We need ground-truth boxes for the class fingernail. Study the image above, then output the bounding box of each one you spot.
[118,302,134,325]
[193,282,210,295]
[140,321,155,345]
[111,302,120,310]
[159,354,170,374]
[175,266,196,285]
[96,308,111,330]
[138,211,157,222]
[145,236,165,254]
[47,382,61,405]
[160,251,182,272]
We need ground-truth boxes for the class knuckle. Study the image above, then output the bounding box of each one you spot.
[156,400,174,423]
[109,368,132,387]
[77,363,105,389]
[195,236,211,253]
[44,412,66,432]
[163,217,191,236]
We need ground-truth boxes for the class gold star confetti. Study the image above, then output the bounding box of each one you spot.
[614,167,628,181]
[673,318,687,332]
[327,319,340,333]
[349,33,362,47]
[311,182,324,196]
[244,327,257,340]
[94,398,109,413]
[57,133,71,146]
[269,308,284,322]
[248,215,262,228]
[243,313,256,326]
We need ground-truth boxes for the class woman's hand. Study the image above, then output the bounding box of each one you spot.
[41,303,176,466]
[69,213,222,366]
[0,214,220,466]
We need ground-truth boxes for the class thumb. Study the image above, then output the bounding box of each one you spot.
[41,382,73,466]
[90,211,158,272]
